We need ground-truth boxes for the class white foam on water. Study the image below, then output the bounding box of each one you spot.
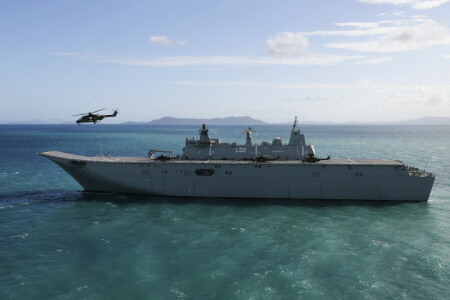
[169,288,187,298]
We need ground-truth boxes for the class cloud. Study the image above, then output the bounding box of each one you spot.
[265,32,309,57]
[412,0,450,9]
[149,35,187,46]
[171,80,401,89]
[282,96,345,102]
[303,17,424,37]
[356,57,394,64]
[173,80,450,110]
[303,26,400,37]
[173,81,342,88]
[173,80,450,117]
[335,22,381,29]
[95,54,360,67]
[334,19,413,29]
[149,35,173,45]
[327,19,450,52]
[377,11,405,17]
[359,0,450,10]
[380,85,450,106]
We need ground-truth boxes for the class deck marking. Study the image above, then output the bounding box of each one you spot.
[348,159,358,164]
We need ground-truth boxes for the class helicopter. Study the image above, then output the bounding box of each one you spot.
[73,108,118,124]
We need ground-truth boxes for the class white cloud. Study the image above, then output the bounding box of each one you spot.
[173,81,346,88]
[173,80,450,114]
[96,54,360,67]
[335,22,381,29]
[356,57,394,64]
[334,19,411,29]
[303,96,339,102]
[172,80,403,89]
[304,17,424,37]
[413,0,450,8]
[265,32,309,57]
[281,96,346,102]
[327,19,450,52]
[380,85,450,106]
[359,0,450,10]
[149,35,173,45]
[303,26,400,37]
[149,35,187,46]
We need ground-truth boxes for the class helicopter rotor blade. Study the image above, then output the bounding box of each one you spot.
[91,108,106,113]
[72,108,106,116]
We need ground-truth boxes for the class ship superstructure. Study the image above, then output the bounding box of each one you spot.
[182,117,316,161]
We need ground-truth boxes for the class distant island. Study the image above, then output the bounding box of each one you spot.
[123,115,450,125]
[122,116,267,125]
[394,116,450,125]
[303,116,450,125]
[4,115,450,125]
[302,116,450,125]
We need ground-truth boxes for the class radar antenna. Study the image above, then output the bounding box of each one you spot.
[242,127,257,146]
[293,116,298,130]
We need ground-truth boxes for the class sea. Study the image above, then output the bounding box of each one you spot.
[1,124,449,299]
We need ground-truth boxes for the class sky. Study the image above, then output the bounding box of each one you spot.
[1,0,450,123]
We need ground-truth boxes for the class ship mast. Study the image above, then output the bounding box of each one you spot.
[199,124,210,144]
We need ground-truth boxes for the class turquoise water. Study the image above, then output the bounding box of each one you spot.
[1,124,449,299]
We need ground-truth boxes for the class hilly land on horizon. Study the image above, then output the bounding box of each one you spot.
[123,115,450,125]
[122,116,267,125]
[5,115,450,125]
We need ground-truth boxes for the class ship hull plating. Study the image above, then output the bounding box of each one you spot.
[42,152,434,201]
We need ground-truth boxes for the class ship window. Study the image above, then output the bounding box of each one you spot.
[195,169,214,176]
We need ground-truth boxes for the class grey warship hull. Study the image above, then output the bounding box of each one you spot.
[40,151,434,201]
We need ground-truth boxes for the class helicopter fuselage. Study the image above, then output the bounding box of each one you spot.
[76,111,117,125]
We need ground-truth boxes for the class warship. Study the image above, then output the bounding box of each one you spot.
[39,117,435,201]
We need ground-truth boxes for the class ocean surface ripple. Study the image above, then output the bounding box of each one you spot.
[1,124,449,299]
